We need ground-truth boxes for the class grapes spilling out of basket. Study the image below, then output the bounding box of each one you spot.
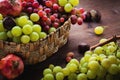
[41,39,120,80]
[0,0,85,44]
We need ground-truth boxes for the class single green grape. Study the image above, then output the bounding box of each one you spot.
[11,26,22,37]
[101,58,111,69]
[88,60,100,71]
[87,70,97,79]
[7,31,13,38]
[30,32,39,42]
[0,20,5,32]
[55,72,64,80]
[49,27,56,33]
[108,42,116,47]
[80,57,86,65]
[22,24,33,35]
[0,31,8,40]
[64,3,73,12]
[77,73,88,80]
[69,0,79,6]
[62,67,70,76]
[18,16,28,27]
[97,66,106,78]
[108,55,117,64]
[108,64,119,75]
[68,73,77,80]
[13,37,21,43]
[67,63,78,73]
[43,68,53,76]
[21,35,30,44]
[99,54,106,61]
[30,13,40,22]
[81,62,88,68]
[94,46,105,54]
[49,64,55,71]
[39,32,47,39]
[89,56,97,62]
[94,26,104,35]
[84,54,91,62]
[53,66,62,74]
[44,74,54,80]
[27,20,33,26]
[80,67,88,73]
[58,0,68,6]
[84,51,93,55]
[32,24,42,33]
[70,58,79,66]
[107,45,116,53]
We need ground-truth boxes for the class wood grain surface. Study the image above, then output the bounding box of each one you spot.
[8,0,120,80]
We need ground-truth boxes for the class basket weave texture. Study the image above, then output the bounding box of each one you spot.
[0,20,71,65]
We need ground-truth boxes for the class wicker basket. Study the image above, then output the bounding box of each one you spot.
[0,19,71,65]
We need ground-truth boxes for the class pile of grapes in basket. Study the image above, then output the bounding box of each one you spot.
[41,39,120,80]
[0,0,84,44]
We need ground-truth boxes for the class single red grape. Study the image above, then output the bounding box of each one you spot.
[50,15,56,22]
[60,17,65,23]
[77,17,83,25]
[53,3,59,10]
[32,1,39,8]
[70,15,77,24]
[45,1,53,7]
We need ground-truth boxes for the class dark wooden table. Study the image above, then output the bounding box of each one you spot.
[3,0,120,80]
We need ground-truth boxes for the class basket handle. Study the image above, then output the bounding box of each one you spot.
[90,35,120,50]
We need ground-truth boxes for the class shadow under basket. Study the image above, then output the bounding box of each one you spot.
[0,20,71,65]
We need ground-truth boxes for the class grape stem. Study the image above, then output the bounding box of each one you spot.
[90,35,120,50]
